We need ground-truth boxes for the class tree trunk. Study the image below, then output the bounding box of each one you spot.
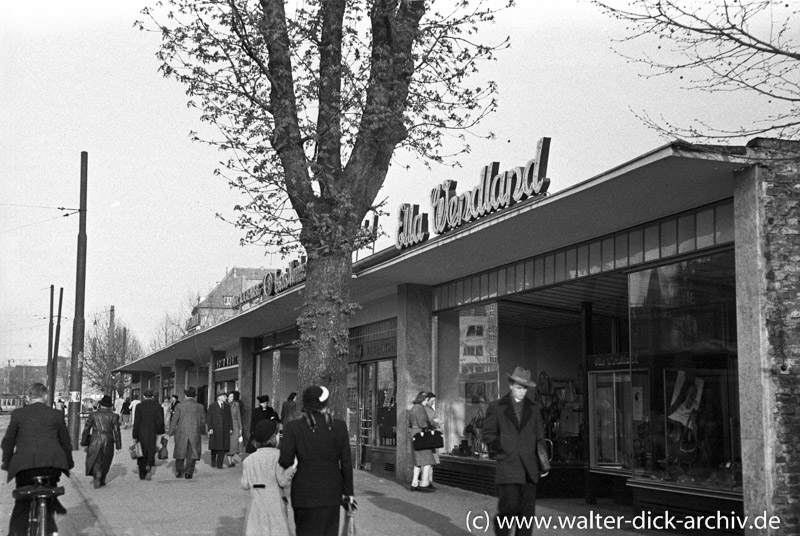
[297,247,353,419]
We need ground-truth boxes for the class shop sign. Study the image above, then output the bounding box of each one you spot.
[396,137,551,250]
[214,354,239,370]
[232,258,307,308]
[591,353,638,369]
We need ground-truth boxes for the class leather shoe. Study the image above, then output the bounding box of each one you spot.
[185,473,193,479]
[54,499,67,515]
[176,471,184,479]
[410,485,420,492]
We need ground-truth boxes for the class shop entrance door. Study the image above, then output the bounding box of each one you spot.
[357,359,397,471]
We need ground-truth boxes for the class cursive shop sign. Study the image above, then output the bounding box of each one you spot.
[233,258,307,308]
[396,137,551,250]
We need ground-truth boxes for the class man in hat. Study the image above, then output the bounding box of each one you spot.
[481,367,546,536]
[279,385,354,536]
[132,389,165,480]
[206,391,233,469]
[169,387,206,479]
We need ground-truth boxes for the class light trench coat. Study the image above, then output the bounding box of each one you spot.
[241,447,297,536]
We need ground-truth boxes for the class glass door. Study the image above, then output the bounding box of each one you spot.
[359,362,376,470]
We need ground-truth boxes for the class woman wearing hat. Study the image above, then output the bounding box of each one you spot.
[279,385,354,536]
[80,395,122,489]
[241,419,297,536]
[247,394,280,454]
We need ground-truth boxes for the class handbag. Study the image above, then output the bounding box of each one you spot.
[129,441,143,460]
[158,437,169,460]
[536,439,553,476]
[412,429,443,451]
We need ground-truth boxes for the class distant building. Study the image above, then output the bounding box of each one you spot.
[185,267,275,333]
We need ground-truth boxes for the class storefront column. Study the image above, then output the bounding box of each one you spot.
[160,367,171,398]
[173,359,193,395]
[239,337,254,436]
[396,284,433,485]
[207,349,215,406]
[735,152,800,535]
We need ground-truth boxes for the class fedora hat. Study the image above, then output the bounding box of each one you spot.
[507,367,537,389]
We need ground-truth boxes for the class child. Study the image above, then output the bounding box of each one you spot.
[241,419,297,536]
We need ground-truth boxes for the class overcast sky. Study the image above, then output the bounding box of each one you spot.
[1,0,766,368]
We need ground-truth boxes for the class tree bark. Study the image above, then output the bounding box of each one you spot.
[297,247,353,419]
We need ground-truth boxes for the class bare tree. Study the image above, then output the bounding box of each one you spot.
[83,313,144,397]
[137,0,514,413]
[593,0,800,140]
[149,311,188,352]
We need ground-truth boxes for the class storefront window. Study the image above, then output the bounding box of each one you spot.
[436,304,499,459]
[346,364,359,448]
[628,250,741,493]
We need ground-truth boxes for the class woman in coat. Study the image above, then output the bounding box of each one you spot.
[226,391,244,467]
[80,395,122,488]
[241,419,297,536]
[408,391,439,492]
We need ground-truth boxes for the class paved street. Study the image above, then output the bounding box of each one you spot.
[1,414,658,535]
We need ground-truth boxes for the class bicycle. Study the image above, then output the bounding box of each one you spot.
[11,475,65,536]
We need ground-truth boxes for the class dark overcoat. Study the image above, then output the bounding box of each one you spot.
[279,412,353,509]
[481,392,546,484]
[81,407,122,477]
[132,398,165,465]
[1,402,74,482]
[169,397,206,460]
[206,401,233,451]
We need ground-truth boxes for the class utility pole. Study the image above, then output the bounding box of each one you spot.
[47,285,54,402]
[50,287,64,404]
[106,306,115,395]
[68,151,88,450]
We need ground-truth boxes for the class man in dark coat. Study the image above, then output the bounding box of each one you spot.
[279,385,354,536]
[206,391,233,469]
[481,367,546,536]
[169,387,206,479]
[132,389,165,480]
[80,395,122,488]
[1,382,74,536]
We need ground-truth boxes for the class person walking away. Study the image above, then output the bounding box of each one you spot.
[279,385,354,536]
[128,395,141,431]
[132,389,165,480]
[1,382,74,536]
[121,397,131,429]
[80,395,122,489]
[242,420,297,536]
[114,394,125,416]
[280,392,301,425]
[481,367,546,536]
[248,394,280,453]
[226,391,244,467]
[207,391,233,469]
[169,387,206,479]
[408,391,438,492]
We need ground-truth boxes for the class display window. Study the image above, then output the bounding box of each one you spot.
[628,250,741,493]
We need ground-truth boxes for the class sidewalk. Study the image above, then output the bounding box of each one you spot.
[2,420,654,535]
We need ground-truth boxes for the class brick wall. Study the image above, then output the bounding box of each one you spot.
[751,138,800,535]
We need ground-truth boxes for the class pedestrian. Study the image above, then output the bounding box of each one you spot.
[280,392,301,424]
[161,396,172,430]
[132,389,165,481]
[207,391,233,469]
[114,394,125,416]
[408,391,439,492]
[279,385,354,536]
[481,367,546,536]
[226,391,244,467]
[169,387,206,479]
[1,382,74,536]
[247,394,280,453]
[424,391,442,488]
[129,395,141,431]
[121,397,131,428]
[241,419,297,536]
[80,394,122,489]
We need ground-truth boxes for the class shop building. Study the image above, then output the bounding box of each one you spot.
[118,138,799,534]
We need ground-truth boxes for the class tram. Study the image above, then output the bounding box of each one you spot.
[0,394,24,413]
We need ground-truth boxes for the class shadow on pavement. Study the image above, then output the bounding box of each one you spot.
[361,490,470,536]
[215,513,245,536]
